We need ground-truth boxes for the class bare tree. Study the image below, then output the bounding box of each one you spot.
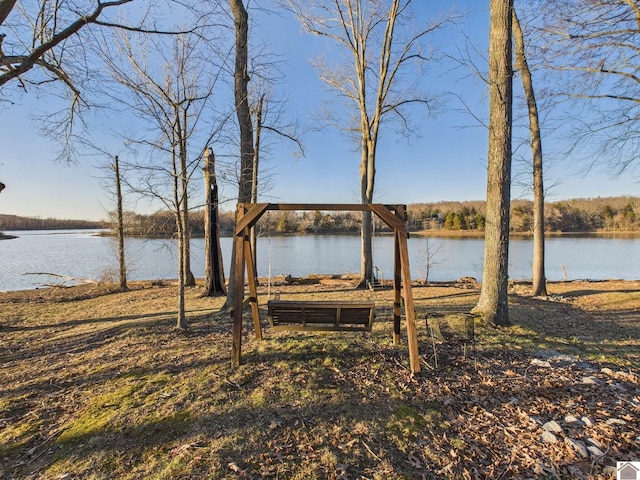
[420,237,443,285]
[451,3,549,297]
[92,144,130,289]
[112,155,128,291]
[221,2,305,309]
[99,29,223,328]
[471,0,513,326]
[512,7,547,297]
[0,0,136,90]
[248,78,305,280]
[0,1,213,241]
[249,93,265,282]
[225,0,255,312]
[203,147,226,296]
[0,0,126,187]
[0,0,197,175]
[286,0,454,287]
[537,0,640,175]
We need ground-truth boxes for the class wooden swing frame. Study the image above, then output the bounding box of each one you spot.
[231,203,421,374]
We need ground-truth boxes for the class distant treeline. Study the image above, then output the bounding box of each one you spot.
[106,210,362,237]
[0,214,104,231]
[406,196,639,233]
[112,196,639,236]
[3,196,638,235]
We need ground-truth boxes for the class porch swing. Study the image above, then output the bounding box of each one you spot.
[267,299,376,332]
[230,203,421,374]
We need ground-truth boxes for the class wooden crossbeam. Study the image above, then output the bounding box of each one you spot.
[235,203,270,235]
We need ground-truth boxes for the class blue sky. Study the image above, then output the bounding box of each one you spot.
[1,1,638,221]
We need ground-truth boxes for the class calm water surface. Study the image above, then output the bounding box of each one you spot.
[1,230,638,291]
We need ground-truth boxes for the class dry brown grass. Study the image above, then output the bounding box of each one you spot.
[1,278,638,479]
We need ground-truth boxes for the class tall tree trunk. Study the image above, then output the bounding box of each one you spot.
[512,8,547,297]
[181,200,196,287]
[173,155,187,329]
[203,147,227,296]
[471,0,513,326]
[225,0,255,311]
[176,216,187,329]
[358,137,375,288]
[250,94,264,283]
[179,138,196,287]
[113,155,128,291]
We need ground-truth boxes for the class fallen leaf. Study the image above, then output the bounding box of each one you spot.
[406,453,423,469]
[269,420,282,430]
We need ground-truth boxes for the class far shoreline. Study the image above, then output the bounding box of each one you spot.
[4,228,640,240]
[412,229,640,238]
[92,229,640,239]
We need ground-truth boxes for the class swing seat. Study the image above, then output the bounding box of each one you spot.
[267,300,375,332]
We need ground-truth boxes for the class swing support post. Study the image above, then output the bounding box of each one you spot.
[231,202,421,373]
[231,204,265,367]
[393,217,403,345]
[231,214,245,368]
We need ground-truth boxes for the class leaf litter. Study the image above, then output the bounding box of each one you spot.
[0,278,638,479]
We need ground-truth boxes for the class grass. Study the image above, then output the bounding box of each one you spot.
[0,278,638,479]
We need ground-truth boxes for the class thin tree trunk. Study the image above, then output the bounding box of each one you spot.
[203,147,227,296]
[181,205,196,287]
[113,155,128,291]
[512,8,547,297]
[250,94,264,283]
[225,0,255,311]
[176,216,187,329]
[173,154,187,329]
[471,0,513,326]
[179,137,196,287]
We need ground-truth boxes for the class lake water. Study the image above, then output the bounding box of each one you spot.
[1,230,638,291]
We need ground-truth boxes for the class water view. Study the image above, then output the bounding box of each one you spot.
[1,230,638,291]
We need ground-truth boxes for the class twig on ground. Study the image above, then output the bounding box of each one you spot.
[23,272,98,288]
[362,440,382,462]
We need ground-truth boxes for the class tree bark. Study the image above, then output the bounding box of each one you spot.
[250,94,264,283]
[179,117,196,287]
[0,0,18,26]
[225,0,255,311]
[203,148,227,296]
[512,8,547,297]
[173,155,187,329]
[113,155,128,291]
[176,217,187,329]
[471,0,513,326]
[359,138,375,288]
[180,183,196,287]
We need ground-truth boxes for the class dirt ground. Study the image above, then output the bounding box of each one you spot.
[0,278,638,479]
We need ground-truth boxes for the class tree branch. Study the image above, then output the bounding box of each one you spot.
[0,0,132,87]
[0,0,16,26]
